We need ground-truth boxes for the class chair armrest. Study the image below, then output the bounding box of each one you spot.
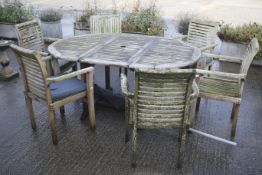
[200,43,217,51]
[202,52,243,64]
[196,69,246,80]
[46,67,94,83]
[43,37,59,45]
[174,35,188,40]
[39,51,49,57]
[39,52,55,62]
[42,55,52,61]
[120,73,134,98]
[190,80,199,101]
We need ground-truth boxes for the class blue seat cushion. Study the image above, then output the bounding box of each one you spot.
[50,78,87,101]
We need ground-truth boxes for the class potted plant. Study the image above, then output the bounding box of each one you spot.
[122,0,165,36]
[74,6,95,36]
[121,0,141,34]
[218,23,262,65]
[177,13,199,35]
[39,8,63,38]
[0,0,33,39]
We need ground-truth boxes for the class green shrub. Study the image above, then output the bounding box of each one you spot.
[177,13,197,35]
[0,0,33,23]
[121,0,165,36]
[75,1,96,25]
[121,0,140,33]
[177,13,212,35]
[218,23,262,59]
[135,4,165,35]
[40,9,63,22]
[77,10,95,24]
[121,14,139,33]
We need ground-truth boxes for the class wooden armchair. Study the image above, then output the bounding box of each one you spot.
[90,15,122,34]
[121,69,199,169]
[177,19,219,69]
[196,38,259,137]
[10,44,96,145]
[15,20,76,75]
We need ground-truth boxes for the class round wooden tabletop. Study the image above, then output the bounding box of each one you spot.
[48,34,201,69]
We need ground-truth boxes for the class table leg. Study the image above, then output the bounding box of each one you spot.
[105,66,112,90]
[0,48,19,80]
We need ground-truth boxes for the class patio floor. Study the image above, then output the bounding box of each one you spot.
[0,52,262,175]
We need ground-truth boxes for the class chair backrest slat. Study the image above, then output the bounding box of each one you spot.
[15,20,45,52]
[90,15,121,34]
[11,44,48,100]
[134,70,195,128]
[240,38,260,74]
[187,20,218,48]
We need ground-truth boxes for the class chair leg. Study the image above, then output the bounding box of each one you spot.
[25,95,36,130]
[80,101,88,120]
[48,108,58,145]
[189,99,197,127]
[231,104,240,137]
[125,97,130,143]
[87,94,96,132]
[177,126,187,169]
[178,127,182,142]
[60,106,65,116]
[131,124,137,168]
[105,66,111,90]
[196,97,201,112]
[230,104,237,120]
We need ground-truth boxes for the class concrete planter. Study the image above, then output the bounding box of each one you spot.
[122,31,164,37]
[122,31,144,35]
[0,23,17,39]
[251,58,262,66]
[219,41,262,66]
[73,22,90,36]
[41,20,62,38]
[219,41,248,58]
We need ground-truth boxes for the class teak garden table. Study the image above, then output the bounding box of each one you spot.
[48,34,201,89]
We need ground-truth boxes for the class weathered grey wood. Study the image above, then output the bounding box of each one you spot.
[15,20,46,52]
[46,67,94,83]
[179,19,219,69]
[10,44,96,145]
[121,69,199,168]
[25,93,36,130]
[48,34,201,69]
[15,20,75,75]
[196,38,259,138]
[86,69,96,131]
[175,20,218,52]
[90,15,121,34]
[202,52,243,63]
[90,15,122,89]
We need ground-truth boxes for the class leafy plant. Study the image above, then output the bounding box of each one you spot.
[177,12,197,35]
[122,0,165,36]
[0,0,33,23]
[39,8,63,22]
[121,0,140,33]
[218,23,262,59]
[135,2,165,35]
[121,14,139,33]
[75,1,97,28]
